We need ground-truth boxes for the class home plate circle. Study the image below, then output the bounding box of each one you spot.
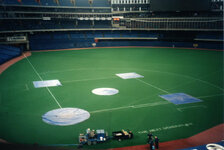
[92,88,119,96]
[42,108,90,126]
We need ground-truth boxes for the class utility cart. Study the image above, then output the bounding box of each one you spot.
[79,128,109,145]
[112,129,133,141]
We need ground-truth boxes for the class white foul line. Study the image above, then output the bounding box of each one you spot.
[62,77,117,83]
[23,54,62,108]
[177,105,207,112]
[197,93,224,99]
[90,101,169,114]
[136,78,169,94]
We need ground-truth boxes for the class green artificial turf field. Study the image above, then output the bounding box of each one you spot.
[0,47,223,149]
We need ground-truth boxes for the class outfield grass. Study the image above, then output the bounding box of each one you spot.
[0,47,223,149]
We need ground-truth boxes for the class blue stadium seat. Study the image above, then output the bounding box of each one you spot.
[0,54,10,64]
[61,21,76,29]
[103,31,121,37]
[2,0,20,5]
[21,0,38,5]
[40,0,57,6]
[196,33,223,40]
[0,45,20,52]
[53,33,69,39]
[76,0,90,7]
[0,45,21,64]
[59,0,74,6]
[77,20,92,28]
[70,32,85,38]
[94,20,111,28]
[92,0,110,7]
[0,50,19,56]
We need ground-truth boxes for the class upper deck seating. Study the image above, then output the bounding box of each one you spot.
[58,0,75,6]
[92,0,110,7]
[76,0,90,7]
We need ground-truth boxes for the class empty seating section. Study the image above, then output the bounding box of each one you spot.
[103,31,121,37]
[1,0,20,5]
[53,32,69,39]
[77,20,92,28]
[59,0,75,6]
[196,33,223,40]
[0,0,111,7]
[94,21,111,28]
[92,0,110,7]
[29,32,95,50]
[1,0,58,6]
[21,0,38,5]
[0,20,113,31]
[70,32,85,38]
[0,45,21,64]
[42,21,62,29]
[61,21,76,28]
[31,33,52,41]
[76,0,90,7]
[1,0,39,5]
[40,0,57,6]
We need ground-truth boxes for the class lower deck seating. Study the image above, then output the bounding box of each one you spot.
[196,33,223,40]
[0,45,21,65]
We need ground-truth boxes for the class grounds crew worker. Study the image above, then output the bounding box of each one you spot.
[154,136,159,149]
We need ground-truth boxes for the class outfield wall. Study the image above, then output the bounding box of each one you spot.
[29,31,223,51]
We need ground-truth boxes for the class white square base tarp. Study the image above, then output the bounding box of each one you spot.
[33,80,62,88]
[116,72,144,79]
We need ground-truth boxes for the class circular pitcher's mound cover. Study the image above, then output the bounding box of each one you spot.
[42,108,90,126]
[92,88,119,96]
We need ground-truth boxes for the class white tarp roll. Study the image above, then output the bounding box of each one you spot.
[42,108,90,126]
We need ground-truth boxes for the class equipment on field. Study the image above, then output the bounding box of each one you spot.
[79,128,133,146]
[112,129,133,141]
[79,128,109,145]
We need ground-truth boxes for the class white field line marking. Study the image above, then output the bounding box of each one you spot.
[193,78,224,92]
[40,67,120,75]
[62,77,117,83]
[23,54,62,109]
[165,70,223,92]
[139,69,224,92]
[177,105,207,112]
[90,101,169,114]
[42,67,224,92]
[40,68,86,75]
[127,95,158,106]
[136,78,169,94]
[175,93,224,112]
[132,101,168,108]
[197,93,224,99]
